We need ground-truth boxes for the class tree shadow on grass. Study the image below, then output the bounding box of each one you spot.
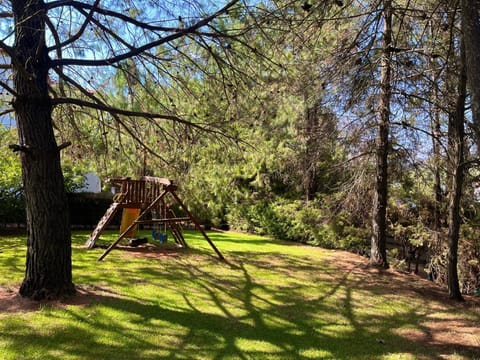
[1,233,479,359]
[82,257,480,358]
[82,254,480,358]
[88,242,480,358]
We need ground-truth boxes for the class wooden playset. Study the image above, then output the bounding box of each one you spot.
[85,176,224,261]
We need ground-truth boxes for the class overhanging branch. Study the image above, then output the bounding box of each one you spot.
[0,80,17,96]
[50,97,211,130]
[46,0,176,32]
[0,40,13,57]
[0,108,14,117]
[52,68,172,163]
[50,0,240,67]
[47,0,101,52]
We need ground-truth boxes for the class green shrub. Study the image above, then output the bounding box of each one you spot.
[425,225,480,295]
[68,192,120,227]
[457,225,480,294]
[0,189,25,227]
[227,198,369,251]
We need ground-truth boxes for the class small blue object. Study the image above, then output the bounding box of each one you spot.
[159,233,167,243]
[152,230,167,243]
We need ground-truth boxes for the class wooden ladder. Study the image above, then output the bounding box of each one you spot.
[85,201,121,249]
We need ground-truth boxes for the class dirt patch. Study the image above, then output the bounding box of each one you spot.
[0,285,120,313]
[117,243,184,259]
[0,244,184,312]
[327,249,480,305]
[394,324,479,355]
[325,249,480,352]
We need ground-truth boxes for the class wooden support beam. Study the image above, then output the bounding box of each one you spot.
[169,222,188,248]
[135,217,190,224]
[169,191,224,260]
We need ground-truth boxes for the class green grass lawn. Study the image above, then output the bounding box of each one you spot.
[0,230,479,359]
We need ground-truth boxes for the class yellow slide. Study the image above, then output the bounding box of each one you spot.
[119,208,141,238]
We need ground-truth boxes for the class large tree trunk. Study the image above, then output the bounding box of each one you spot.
[12,0,75,300]
[430,53,443,237]
[445,37,467,302]
[304,97,320,202]
[429,52,443,269]
[370,0,392,269]
[432,97,443,237]
[461,0,480,150]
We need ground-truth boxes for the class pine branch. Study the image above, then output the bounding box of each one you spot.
[50,0,240,67]
[51,97,207,130]
[47,0,101,51]
[46,0,176,32]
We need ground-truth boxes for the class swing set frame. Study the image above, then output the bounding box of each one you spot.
[85,176,224,261]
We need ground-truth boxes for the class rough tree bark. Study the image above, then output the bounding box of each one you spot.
[445,23,467,303]
[429,39,444,239]
[304,97,320,202]
[12,0,75,300]
[370,0,392,269]
[429,51,443,268]
[461,0,480,150]
[432,89,443,237]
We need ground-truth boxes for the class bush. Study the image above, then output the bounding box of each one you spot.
[0,191,119,229]
[426,225,480,295]
[0,189,25,227]
[456,226,479,295]
[227,199,290,236]
[227,198,369,251]
[68,192,120,227]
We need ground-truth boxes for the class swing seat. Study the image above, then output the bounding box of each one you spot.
[152,230,168,243]
[159,233,167,243]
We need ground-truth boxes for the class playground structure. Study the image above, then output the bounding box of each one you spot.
[85,176,224,261]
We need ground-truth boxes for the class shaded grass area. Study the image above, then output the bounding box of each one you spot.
[0,230,479,359]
